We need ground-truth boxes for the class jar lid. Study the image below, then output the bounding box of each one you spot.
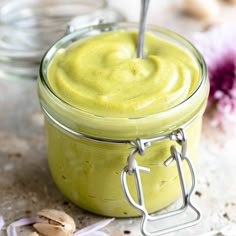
[0,0,125,79]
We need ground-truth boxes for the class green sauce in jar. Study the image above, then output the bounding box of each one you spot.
[48,31,199,117]
[38,23,209,217]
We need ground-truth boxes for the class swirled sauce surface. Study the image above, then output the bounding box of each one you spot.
[48,31,199,117]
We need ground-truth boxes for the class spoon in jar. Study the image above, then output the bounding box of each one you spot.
[137,0,151,58]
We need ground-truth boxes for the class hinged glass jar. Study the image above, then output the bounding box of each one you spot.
[38,22,209,235]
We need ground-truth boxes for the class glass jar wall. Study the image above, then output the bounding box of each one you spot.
[38,22,209,217]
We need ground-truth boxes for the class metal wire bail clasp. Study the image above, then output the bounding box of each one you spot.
[121,129,202,236]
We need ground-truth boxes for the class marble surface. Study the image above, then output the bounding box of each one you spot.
[0,1,236,236]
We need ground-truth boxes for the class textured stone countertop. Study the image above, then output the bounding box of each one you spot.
[0,1,236,236]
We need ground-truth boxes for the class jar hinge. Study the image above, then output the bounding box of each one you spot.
[121,128,202,236]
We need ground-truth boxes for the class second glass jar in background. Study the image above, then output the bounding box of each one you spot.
[0,0,125,79]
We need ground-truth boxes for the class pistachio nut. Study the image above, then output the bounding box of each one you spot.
[33,209,76,236]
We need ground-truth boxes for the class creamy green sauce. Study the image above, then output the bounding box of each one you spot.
[48,31,199,117]
[44,30,205,217]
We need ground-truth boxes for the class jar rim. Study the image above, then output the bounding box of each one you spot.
[39,21,208,120]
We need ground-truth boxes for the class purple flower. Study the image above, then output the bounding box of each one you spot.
[192,24,236,128]
[0,215,5,232]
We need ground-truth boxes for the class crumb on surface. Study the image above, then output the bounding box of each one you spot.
[195,191,202,197]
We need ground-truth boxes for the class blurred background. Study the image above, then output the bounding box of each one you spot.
[0,0,235,80]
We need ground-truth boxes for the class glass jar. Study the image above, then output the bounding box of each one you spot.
[0,0,125,79]
[38,22,209,220]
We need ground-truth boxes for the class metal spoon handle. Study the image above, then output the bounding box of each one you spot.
[137,0,150,58]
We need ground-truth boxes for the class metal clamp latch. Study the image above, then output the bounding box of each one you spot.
[121,129,202,236]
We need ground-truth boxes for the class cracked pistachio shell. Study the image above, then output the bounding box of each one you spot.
[34,209,76,236]
[33,223,72,236]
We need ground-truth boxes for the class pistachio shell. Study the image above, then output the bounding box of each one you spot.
[34,209,76,236]
[33,223,71,236]
[37,209,76,232]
